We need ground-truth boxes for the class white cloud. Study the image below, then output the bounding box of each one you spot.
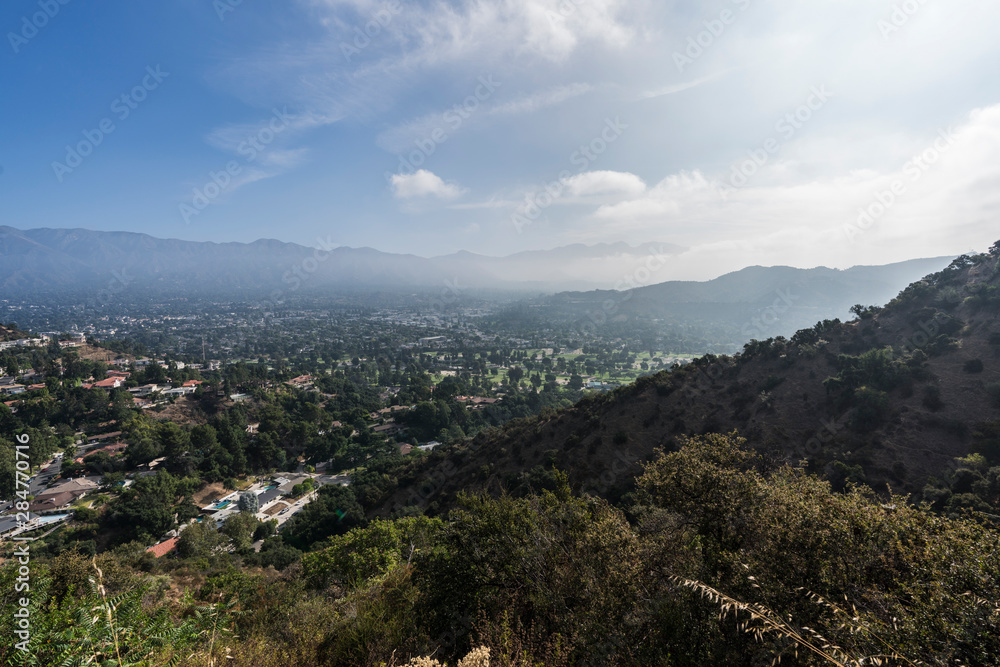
[311,0,637,65]
[562,170,647,197]
[579,104,1000,278]
[391,169,466,200]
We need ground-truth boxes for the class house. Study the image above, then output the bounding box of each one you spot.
[286,375,314,387]
[145,537,179,558]
[418,441,443,452]
[230,393,250,402]
[130,384,164,396]
[0,513,40,536]
[87,431,123,444]
[418,336,447,346]
[28,491,79,513]
[45,477,99,495]
[373,422,406,437]
[106,370,131,378]
[1,385,26,395]
[182,379,204,388]
[93,377,125,389]
[273,474,313,495]
[163,386,196,397]
[78,442,128,461]
[28,478,98,513]
[256,487,283,509]
[376,405,411,417]
[399,443,414,455]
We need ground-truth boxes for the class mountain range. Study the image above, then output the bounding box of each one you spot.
[0,226,691,295]
[0,227,950,304]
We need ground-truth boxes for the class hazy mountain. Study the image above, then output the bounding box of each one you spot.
[0,227,688,295]
[0,227,950,317]
[0,226,448,295]
[432,241,687,290]
[537,257,956,341]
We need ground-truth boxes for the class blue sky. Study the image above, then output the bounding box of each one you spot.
[3,0,1000,279]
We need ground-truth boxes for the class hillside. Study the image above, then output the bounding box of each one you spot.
[373,243,1000,519]
[0,325,30,342]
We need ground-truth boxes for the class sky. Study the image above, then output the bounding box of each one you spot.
[2,0,1000,280]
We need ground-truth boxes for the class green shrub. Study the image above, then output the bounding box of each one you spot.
[851,387,890,431]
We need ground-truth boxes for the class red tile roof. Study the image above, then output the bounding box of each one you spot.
[145,537,179,558]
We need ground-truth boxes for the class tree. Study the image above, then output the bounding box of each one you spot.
[254,537,303,570]
[253,519,278,541]
[177,521,226,559]
[238,491,260,513]
[302,516,443,588]
[222,512,259,553]
[282,484,365,550]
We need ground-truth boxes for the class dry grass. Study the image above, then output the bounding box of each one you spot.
[673,575,922,666]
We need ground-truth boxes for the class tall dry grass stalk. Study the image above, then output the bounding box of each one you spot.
[672,575,922,666]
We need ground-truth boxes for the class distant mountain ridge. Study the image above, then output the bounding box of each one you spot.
[535,257,956,343]
[0,227,951,318]
[0,226,446,295]
[0,227,687,295]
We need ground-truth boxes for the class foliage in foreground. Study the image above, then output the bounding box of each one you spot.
[3,433,1000,666]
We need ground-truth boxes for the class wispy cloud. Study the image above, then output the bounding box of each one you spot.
[638,71,729,100]
[489,82,594,115]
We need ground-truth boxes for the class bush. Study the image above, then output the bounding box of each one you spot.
[760,375,785,391]
[923,385,944,411]
[964,359,985,373]
[988,382,1000,407]
[851,387,890,431]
